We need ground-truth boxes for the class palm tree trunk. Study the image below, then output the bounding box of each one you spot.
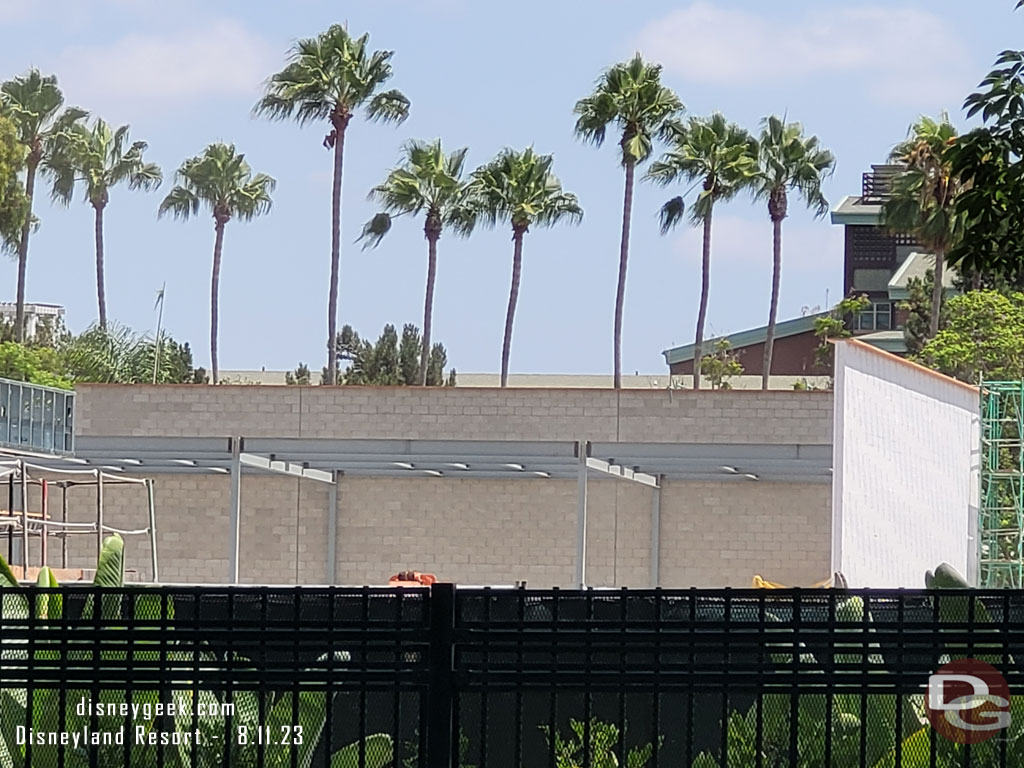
[419,232,439,386]
[501,228,526,388]
[210,220,226,385]
[326,119,348,386]
[613,159,636,390]
[930,248,945,338]
[94,203,107,330]
[693,209,713,390]
[761,216,783,390]
[15,157,38,343]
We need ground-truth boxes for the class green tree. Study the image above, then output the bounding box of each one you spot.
[0,115,29,254]
[700,338,744,390]
[48,118,162,329]
[916,290,1024,384]
[0,341,70,388]
[285,363,312,385]
[882,114,963,339]
[337,323,455,386]
[648,113,758,389]
[469,148,583,387]
[573,54,683,389]
[255,25,409,385]
[359,139,476,384]
[751,115,834,390]
[899,271,936,357]
[59,323,197,384]
[0,69,87,341]
[948,3,1024,287]
[813,294,871,372]
[158,143,275,385]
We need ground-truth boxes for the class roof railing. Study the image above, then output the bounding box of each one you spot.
[0,378,74,455]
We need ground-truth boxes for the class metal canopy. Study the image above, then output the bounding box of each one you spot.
[58,436,832,484]
[20,435,832,587]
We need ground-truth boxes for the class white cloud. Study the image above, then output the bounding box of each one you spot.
[56,19,273,114]
[633,3,971,107]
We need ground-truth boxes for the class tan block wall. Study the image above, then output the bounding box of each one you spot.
[27,473,830,589]
[74,385,833,444]
[34,386,834,587]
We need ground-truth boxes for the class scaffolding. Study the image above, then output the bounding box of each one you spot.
[0,459,158,581]
[980,381,1024,587]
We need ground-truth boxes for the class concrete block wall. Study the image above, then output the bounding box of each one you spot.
[74,386,834,444]
[39,385,835,587]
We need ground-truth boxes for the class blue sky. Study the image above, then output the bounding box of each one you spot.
[0,0,1019,376]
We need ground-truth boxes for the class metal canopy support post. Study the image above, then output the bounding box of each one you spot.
[576,440,589,589]
[650,478,663,588]
[327,470,339,584]
[227,436,242,584]
[19,460,28,568]
[61,484,68,569]
[95,469,104,561]
[146,478,159,582]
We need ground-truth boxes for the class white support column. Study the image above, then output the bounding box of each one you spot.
[576,440,588,589]
[326,470,339,584]
[227,436,242,584]
[650,478,663,588]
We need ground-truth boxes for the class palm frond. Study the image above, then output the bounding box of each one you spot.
[657,196,686,235]
[255,26,408,128]
[157,185,199,221]
[366,89,410,124]
[574,53,683,165]
[357,212,393,249]
[469,147,582,232]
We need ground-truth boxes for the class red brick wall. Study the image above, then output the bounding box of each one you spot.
[669,329,829,377]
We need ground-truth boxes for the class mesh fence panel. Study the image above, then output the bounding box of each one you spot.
[1,586,1023,767]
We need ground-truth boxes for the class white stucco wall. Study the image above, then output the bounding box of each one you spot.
[832,340,980,587]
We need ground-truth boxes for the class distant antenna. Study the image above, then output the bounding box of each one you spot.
[152,283,166,384]
[826,288,830,308]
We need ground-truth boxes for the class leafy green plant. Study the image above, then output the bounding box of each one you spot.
[540,718,657,768]
[699,338,744,390]
[813,294,871,371]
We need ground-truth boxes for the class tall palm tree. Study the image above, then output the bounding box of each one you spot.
[648,113,758,389]
[49,118,162,330]
[358,139,476,385]
[751,116,835,390]
[158,143,275,384]
[254,25,409,385]
[883,114,962,338]
[573,54,683,389]
[469,148,583,387]
[0,70,87,341]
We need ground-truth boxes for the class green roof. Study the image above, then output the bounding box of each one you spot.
[830,195,883,225]
[662,312,827,365]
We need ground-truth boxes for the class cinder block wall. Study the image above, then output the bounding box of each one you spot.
[42,386,833,587]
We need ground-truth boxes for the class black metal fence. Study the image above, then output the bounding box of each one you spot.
[2,585,1024,767]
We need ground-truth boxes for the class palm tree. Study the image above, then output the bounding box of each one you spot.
[751,116,835,390]
[648,113,758,389]
[254,25,409,385]
[0,70,87,341]
[469,148,583,387]
[574,54,683,389]
[358,139,476,385]
[883,114,962,338]
[158,143,275,384]
[49,118,162,330]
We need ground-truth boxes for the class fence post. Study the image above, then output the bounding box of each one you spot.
[427,582,456,768]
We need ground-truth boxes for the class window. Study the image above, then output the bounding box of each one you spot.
[856,302,892,331]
